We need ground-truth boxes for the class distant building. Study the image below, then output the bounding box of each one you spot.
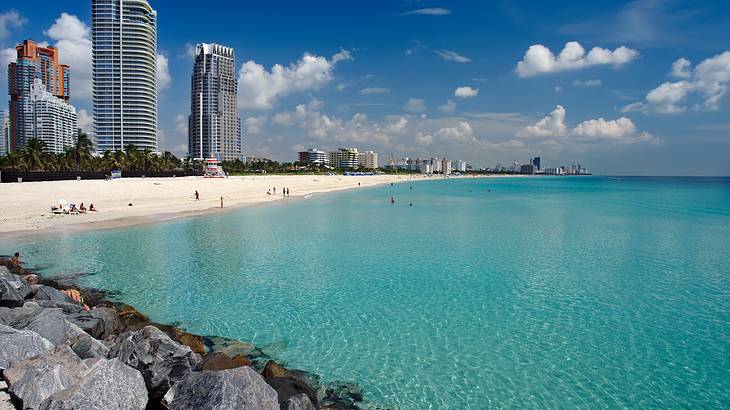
[93,0,158,152]
[29,79,78,153]
[454,160,467,172]
[8,39,70,152]
[357,150,378,169]
[441,159,453,174]
[188,43,241,160]
[329,148,358,169]
[0,110,6,155]
[520,164,535,174]
[531,156,541,171]
[298,148,329,166]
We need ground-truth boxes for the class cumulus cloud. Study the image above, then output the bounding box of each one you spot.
[0,10,26,39]
[438,99,457,114]
[404,98,427,112]
[244,116,268,134]
[515,41,639,77]
[44,13,93,99]
[399,8,452,16]
[175,114,188,135]
[572,79,602,87]
[436,121,475,142]
[156,54,171,92]
[433,49,471,63]
[415,132,434,145]
[238,49,353,110]
[77,109,93,134]
[361,87,390,95]
[633,51,730,114]
[454,86,479,98]
[518,105,659,145]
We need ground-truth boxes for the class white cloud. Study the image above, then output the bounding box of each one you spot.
[184,43,197,58]
[454,86,479,98]
[0,10,26,39]
[272,112,294,126]
[518,105,660,145]
[572,79,602,87]
[175,113,188,135]
[436,121,475,142]
[44,13,93,100]
[361,87,390,95]
[415,132,433,145]
[384,116,409,134]
[438,99,457,114]
[156,54,171,92]
[400,8,452,16]
[646,81,693,113]
[244,116,268,134]
[238,49,352,110]
[670,58,692,79]
[555,85,563,93]
[433,49,471,63]
[404,98,427,113]
[77,109,93,134]
[515,41,639,77]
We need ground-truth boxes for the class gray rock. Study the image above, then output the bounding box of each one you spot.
[5,345,88,409]
[30,286,73,303]
[108,325,201,400]
[0,391,15,410]
[0,324,53,370]
[0,267,31,297]
[39,358,147,410]
[66,307,118,339]
[15,308,108,359]
[31,301,83,315]
[163,367,278,410]
[283,393,317,410]
[0,268,31,308]
[63,321,109,359]
[0,304,43,328]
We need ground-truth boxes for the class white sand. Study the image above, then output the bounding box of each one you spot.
[0,174,438,236]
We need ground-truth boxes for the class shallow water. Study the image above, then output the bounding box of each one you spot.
[4,176,730,409]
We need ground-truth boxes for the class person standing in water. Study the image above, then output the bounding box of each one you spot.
[220,196,224,208]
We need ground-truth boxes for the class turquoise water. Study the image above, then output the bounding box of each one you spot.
[3,176,730,408]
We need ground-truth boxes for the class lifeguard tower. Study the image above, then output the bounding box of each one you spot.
[203,157,226,178]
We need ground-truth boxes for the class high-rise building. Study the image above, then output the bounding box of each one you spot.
[92,0,158,152]
[0,111,7,156]
[29,79,78,153]
[329,148,359,169]
[298,148,328,166]
[188,43,240,160]
[531,156,541,171]
[357,150,378,169]
[7,40,70,152]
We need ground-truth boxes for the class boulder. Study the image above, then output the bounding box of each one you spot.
[324,382,363,403]
[5,345,88,409]
[201,352,250,371]
[23,274,39,286]
[0,304,43,327]
[0,268,31,308]
[177,332,206,354]
[0,391,14,410]
[267,377,319,408]
[66,307,118,340]
[64,322,110,359]
[16,308,108,359]
[31,300,84,315]
[108,325,201,401]
[31,286,73,303]
[284,393,317,410]
[0,324,53,369]
[163,367,278,410]
[39,358,147,410]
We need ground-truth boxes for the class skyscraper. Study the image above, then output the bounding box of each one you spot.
[0,110,7,156]
[29,79,78,153]
[188,43,241,160]
[7,40,70,152]
[92,0,158,153]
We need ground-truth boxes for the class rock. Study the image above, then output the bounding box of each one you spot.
[66,307,118,340]
[163,367,278,410]
[0,268,31,308]
[23,274,39,286]
[5,345,88,409]
[0,391,14,410]
[108,325,201,401]
[178,332,206,354]
[284,393,317,410]
[16,308,108,359]
[267,377,319,408]
[0,324,53,370]
[263,360,291,379]
[324,382,363,403]
[31,300,84,315]
[39,358,147,410]
[115,304,150,331]
[204,335,258,357]
[31,286,73,303]
[201,352,250,371]
[263,361,321,400]
[64,322,110,359]
[0,304,43,327]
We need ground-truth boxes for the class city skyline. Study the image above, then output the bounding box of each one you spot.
[0,1,729,175]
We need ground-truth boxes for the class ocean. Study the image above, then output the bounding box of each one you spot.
[4,176,730,408]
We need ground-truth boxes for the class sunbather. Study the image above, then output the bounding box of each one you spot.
[79,203,87,213]
[89,204,96,211]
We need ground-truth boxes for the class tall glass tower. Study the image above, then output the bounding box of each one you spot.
[188,43,241,161]
[92,0,158,153]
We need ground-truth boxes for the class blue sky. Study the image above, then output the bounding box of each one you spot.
[1,0,729,175]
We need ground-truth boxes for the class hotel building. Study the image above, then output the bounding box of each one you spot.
[7,40,70,152]
[92,0,158,152]
[357,150,379,169]
[329,148,359,169]
[29,79,78,153]
[188,43,241,160]
[298,148,329,166]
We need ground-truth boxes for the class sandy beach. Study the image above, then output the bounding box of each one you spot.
[0,174,442,236]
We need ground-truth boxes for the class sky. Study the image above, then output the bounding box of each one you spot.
[1,0,729,176]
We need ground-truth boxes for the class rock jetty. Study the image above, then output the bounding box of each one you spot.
[0,260,378,409]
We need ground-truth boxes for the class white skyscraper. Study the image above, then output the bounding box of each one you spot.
[92,0,158,152]
[29,79,78,153]
[188,43,241,160]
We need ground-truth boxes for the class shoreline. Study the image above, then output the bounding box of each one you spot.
[0,173,522,239]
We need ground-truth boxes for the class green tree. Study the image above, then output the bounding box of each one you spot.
[124,144,140,170]
[19,138,49,171]
[67,132,94,172]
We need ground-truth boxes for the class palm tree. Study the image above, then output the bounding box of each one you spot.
[20,138,49,171]
[124,144,140,170]
[102,150,126,172]
[68,132,94,172]
[0,151,23,171]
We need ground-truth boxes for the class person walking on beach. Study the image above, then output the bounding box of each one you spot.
[273,187,276,195]
[220,196,224,208]
[194,190,199,200]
